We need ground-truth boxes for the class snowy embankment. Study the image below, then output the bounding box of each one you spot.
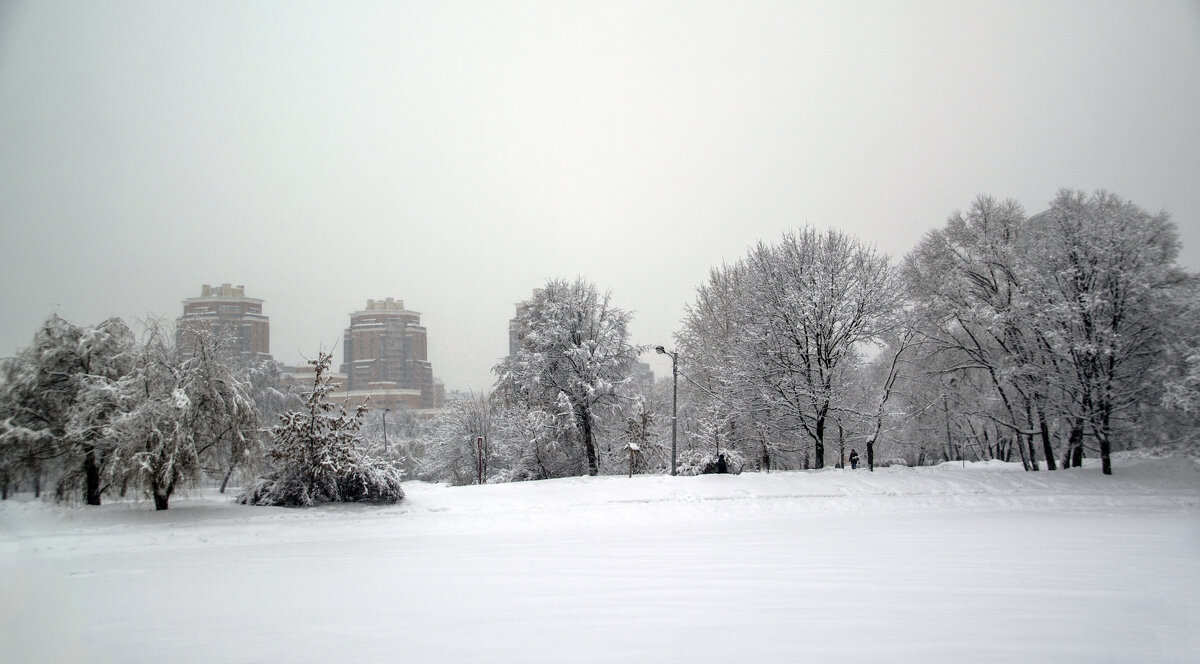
[2,457,1198,663]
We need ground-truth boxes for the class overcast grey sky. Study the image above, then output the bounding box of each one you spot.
[2,1,1198,392]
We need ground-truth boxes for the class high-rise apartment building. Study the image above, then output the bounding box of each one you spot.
[507,289,541,357]
[341,298,438,408]
[177,283,271,361]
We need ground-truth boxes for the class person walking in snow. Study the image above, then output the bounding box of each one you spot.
[849,449,859,470]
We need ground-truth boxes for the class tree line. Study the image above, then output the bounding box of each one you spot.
[0,320,402,508]
[3,189,1197,503]
[420,190,1199,482]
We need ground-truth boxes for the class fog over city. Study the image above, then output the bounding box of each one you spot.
[2,1,1197,392]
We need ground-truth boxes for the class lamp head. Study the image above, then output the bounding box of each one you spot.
[655,345,667,355]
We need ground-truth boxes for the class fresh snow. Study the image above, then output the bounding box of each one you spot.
[2,457,1198,662]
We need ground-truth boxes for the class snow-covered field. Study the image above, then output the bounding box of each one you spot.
[2,457,1198,663]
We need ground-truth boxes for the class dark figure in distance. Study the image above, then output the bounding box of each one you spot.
[716,454,728,474]
[849,449,859,470]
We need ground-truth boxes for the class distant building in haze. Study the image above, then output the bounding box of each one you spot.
[340,297,441,409]
[630,360,655,391]
[176,283,271,361]
[508,289,542,357]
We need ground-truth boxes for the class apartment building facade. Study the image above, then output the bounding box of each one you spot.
[340,297,439,409]
[176,283,271,361]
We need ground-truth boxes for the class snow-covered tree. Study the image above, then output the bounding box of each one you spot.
[0,315,135,504]
[1026,190,1189,474]
[239,351,403,506]
[1154,283,1200,450]
[615,376,671,475]
[0,356,54,499]
[359,404,427,481]
[422,389,590,485]
[215,356,291,492]
[1161,328,1200,413]
[422,391,496,485]
[903,191,1194,474]
[494,278,645,476]
[904,196,1056,471]
[106,323,258,510]
[680,228,904,469]
[493,403,575,482]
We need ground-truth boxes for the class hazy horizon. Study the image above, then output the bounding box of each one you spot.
[2,1,1198,392]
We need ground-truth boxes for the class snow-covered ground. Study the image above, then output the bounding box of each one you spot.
[2,457,1198,663]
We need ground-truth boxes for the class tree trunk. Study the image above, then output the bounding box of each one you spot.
[1015,433,1031,471]
[579,407,598,476]
[866,440,875,472]
[813,412,826,469]
[1098,412,1113,476]
[219,465,235,494]
[837,422,845,469]
[83,448,102,505]
[1023,402,1040,471]
[1039,413,1057,471]
[942,396,955,461]
[152,479,173,510]
[1068,420,1085,468]
[34,474,41,498]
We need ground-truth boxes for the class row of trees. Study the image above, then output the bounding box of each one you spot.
[0,318,402,508]
[416,190,1198,483]
[4,189,1196,497]
[679,190,1198,475]
[0,318,264,507]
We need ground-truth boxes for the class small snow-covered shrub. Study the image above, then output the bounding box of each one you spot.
[240,462,403,507]
[240,468,314,507]
[676,448,745,476]
[238,352,403,507]
[336,464,405,503]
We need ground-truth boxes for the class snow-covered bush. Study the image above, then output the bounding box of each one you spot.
[676,448,745,476]
[239,352,403,507]
[240,460,404,507]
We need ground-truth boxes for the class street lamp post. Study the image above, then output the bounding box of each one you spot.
[383,408,390,456]
[655,345,678,476]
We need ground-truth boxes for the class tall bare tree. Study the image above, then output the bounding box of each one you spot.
[1027,190,1187,474]
[681,227,904,468]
